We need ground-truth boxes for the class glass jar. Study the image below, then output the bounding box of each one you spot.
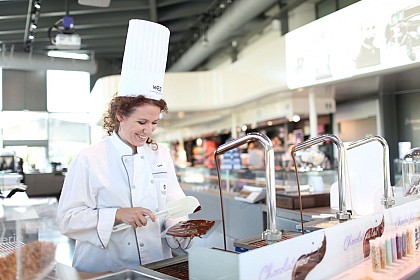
[402,147,420,197]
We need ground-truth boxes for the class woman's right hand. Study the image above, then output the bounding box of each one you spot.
[115,207,156,228]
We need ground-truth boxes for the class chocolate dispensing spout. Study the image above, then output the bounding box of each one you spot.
[215,132,282,243]
[291,134,351,222]
[346,135,395,208]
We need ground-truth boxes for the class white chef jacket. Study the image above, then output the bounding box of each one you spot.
[57,132,187,273]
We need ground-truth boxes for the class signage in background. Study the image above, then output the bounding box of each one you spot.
[285,0,420,89]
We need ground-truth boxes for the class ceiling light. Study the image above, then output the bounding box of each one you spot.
[48,51,89,60]
[78,0,111,7]
[24,0,42,52]
[288,115,301,122]
[196,138,203,146]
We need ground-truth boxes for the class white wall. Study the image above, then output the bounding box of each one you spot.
[339,118,377,142]
[334,99,380,141]
[335,99,379,122]
[90,28,289,114]
[89,27,302,142]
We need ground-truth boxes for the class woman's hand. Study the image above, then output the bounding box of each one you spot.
[115,207,156,228]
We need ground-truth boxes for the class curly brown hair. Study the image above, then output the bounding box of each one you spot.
[103,95,168,149]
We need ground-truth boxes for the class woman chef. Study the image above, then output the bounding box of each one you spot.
[57,19,190,273]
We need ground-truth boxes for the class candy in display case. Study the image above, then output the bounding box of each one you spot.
[0,197,62,280]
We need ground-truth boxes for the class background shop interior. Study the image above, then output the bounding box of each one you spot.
[1,0,419,196]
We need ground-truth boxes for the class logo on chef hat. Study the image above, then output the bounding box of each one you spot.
[118,19,170,100]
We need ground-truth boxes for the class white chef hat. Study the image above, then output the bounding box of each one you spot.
[118,19,170,100]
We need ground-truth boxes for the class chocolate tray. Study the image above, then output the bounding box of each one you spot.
[144,255,189,280]
[276,192,330,209]
[233,231,302,251]
[295,216,340,232]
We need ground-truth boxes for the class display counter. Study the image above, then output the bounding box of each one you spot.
[2,165,418,279]
[77,195,415,280]
[187,199,420,279]
[177,166,338,240]
[331,252,420,280]
[176,167,338,194]
[177,165,419,279]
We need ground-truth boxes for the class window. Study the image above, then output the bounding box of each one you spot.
[0,111,48,140]
[48,113,90,166]
[0,70,92,173]
[47,70,90,112]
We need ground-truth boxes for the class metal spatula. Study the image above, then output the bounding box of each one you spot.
[112,196,201,232]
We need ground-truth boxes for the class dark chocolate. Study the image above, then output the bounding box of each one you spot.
[166,219,215,238]
[155,261,189,280]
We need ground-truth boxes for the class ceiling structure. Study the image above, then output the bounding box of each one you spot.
[0,0,294,72]
[3,0,405,142]
[0,0,384,107]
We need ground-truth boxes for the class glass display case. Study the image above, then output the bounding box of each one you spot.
[176,167,338,195]
[0,197,64,280]
[402,147,420,197]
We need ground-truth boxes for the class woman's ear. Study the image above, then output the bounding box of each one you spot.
[116,111,123,122]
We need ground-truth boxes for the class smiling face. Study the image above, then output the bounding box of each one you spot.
[117,103,161,151]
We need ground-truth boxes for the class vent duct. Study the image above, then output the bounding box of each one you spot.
[168,0,279,72]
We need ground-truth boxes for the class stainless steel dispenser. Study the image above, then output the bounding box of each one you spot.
[346,135,395,208]
[291,134,351,222]
[215,132,282,245]
[402,147,420,197]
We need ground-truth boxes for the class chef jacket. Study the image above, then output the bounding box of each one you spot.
[57,132,187,273]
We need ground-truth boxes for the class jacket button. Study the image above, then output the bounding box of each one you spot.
[139,243,144,247]
[155,208,159,212]
[141,156,144,159]
[128,242,131,245]
[151,180,154,184]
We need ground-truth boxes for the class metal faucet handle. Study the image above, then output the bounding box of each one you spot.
[291,134,351,222]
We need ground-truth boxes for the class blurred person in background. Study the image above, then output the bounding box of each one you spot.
[247,142,265,169]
